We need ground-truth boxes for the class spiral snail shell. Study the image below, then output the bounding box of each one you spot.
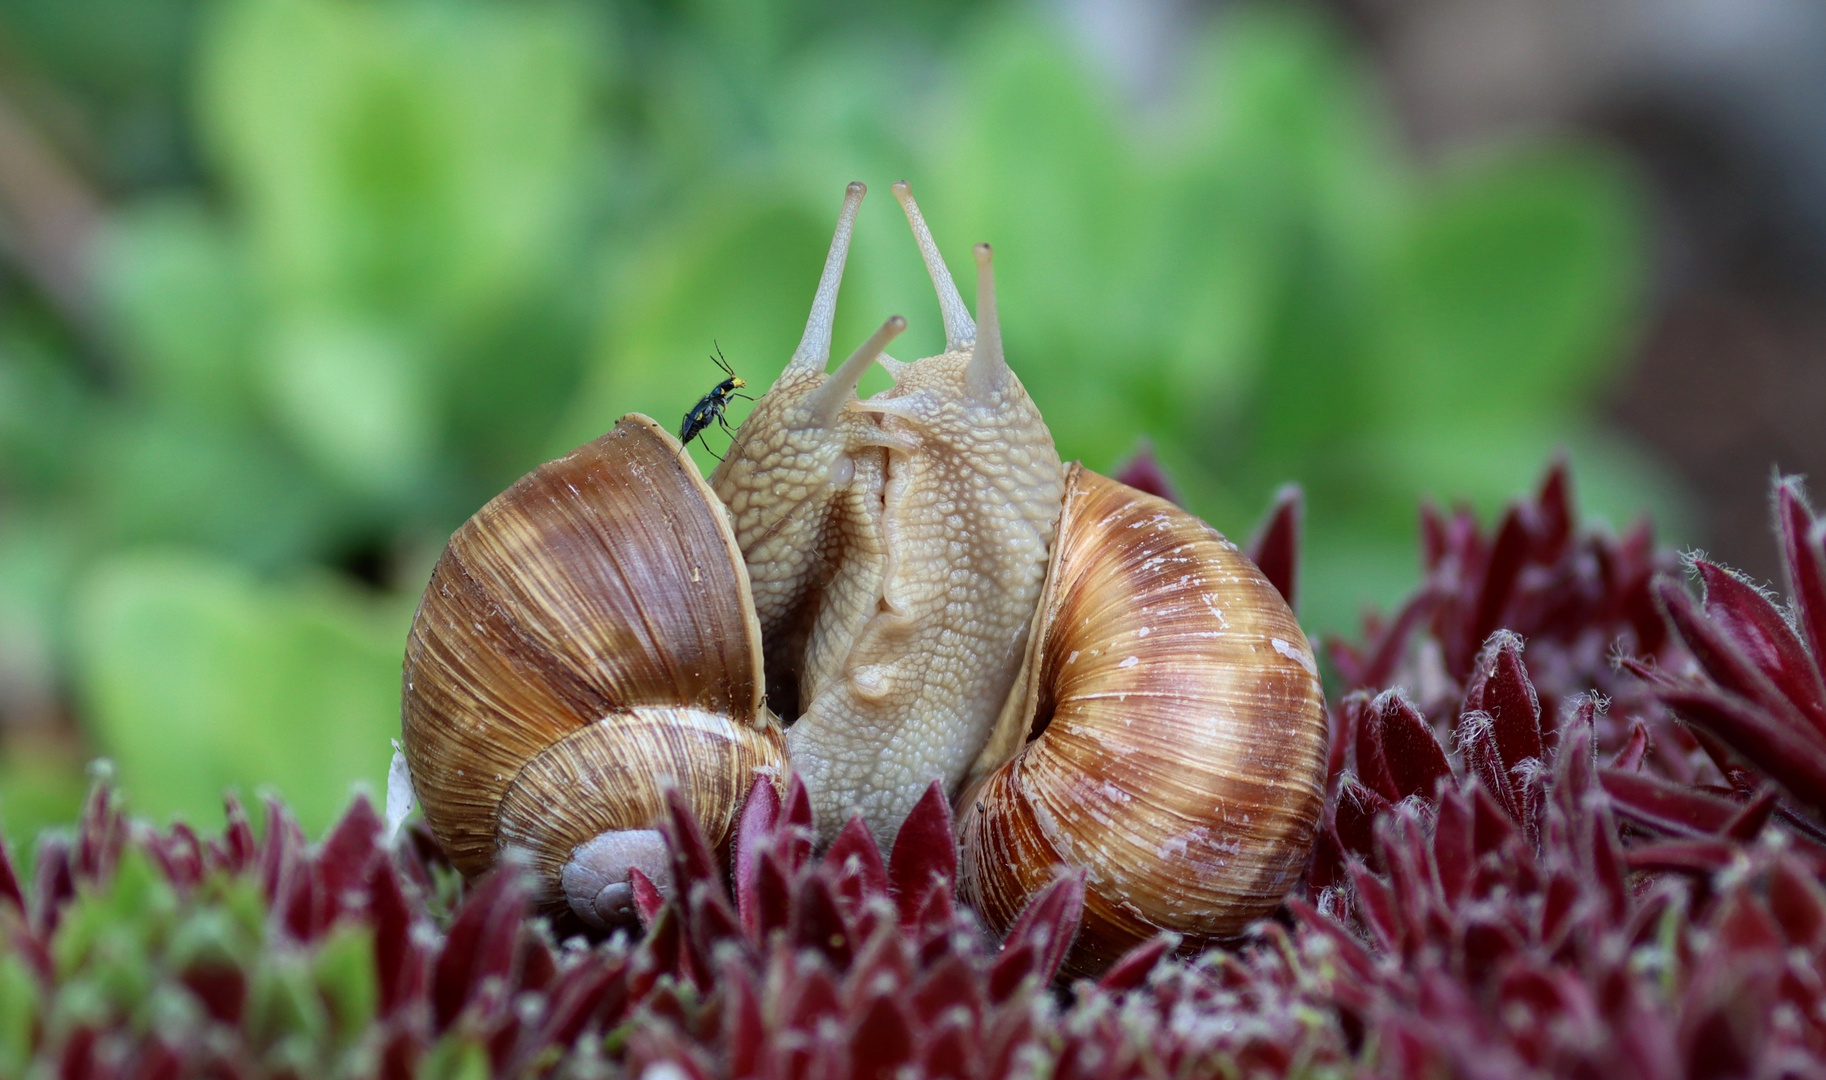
[399,181,1328,969]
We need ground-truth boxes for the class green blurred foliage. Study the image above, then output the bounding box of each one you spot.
[0,0,1681,842]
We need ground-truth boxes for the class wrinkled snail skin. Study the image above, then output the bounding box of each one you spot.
[400,415,784,926]
[718,181,1065,848]
[710,181,888,657]
[957,466,1328,975]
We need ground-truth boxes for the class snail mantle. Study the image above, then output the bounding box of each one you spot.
[398,181,1328,975]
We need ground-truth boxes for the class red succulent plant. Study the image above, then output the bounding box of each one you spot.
[19,465,1826,1077]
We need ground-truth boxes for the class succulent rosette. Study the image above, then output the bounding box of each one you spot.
[13,468,1826,1077]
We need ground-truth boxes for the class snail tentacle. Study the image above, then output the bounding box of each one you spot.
[891,180,975,351]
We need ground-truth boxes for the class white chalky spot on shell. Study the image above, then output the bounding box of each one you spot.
[386,741,416,842]
[1271,637,1316,675]
[1117,655,1140,669]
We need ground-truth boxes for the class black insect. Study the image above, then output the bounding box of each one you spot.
[679,343,752,457]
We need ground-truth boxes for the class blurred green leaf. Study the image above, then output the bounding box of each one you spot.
[200,0,599,332]
[84,409,335,569]
[97,198,252,414]
[72,552,406,832]
[262,317,433,501]
[0,327,95,497]
[1370,148,1643,422]
[311,924,376,1049]
[0,947,36,1079]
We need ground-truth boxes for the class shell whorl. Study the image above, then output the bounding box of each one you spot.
[957,466,1328,975]
[401,415,782,909]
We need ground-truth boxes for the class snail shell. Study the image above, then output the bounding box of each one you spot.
[957,465,1327,975]
[400,414,784,928]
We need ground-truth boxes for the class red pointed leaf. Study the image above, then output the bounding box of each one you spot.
[1778,480,1826,672]
[216,794,257,873]
[786,962,842,1028]
[1351,695,1401,803]
[317,794,383,912]
[1287,896,1378,986]
[849,993,915,1080]
[1532,460,1573,558]
[1696,559,1826,734]
[1245,484,1302,610]
[723,961,765,1080]
[911,954,984,1026]
[628,866,666,929]
[921,1021,972,1080]
[0,839,22,918]
[1347,860,1402,955]
[780,775,815,873]
[1470,508,1531,658]
[1768,857,1826,948]
[1333,775,1393,861]
[660,786,719,893]
[368,855,425,1018]
[791,872,853,969]
[1714,888,1784,951]
[258,797,306,907]
[1721,788,1779,841]
[1373,691,1451,801]
[74,781,125,886]
[1097,934,1176,993]
[432,868,530,1031]
[536,956,630,1056]
[984,1004,1036,1080]
[1457,714,1520,823]
[147,823,204,891]
[1470,784,1518,854]
[1599,768,1741,837]
[1612,721,1650,771]
[734,776,778,938]
[1661,684,1826,814]
[888,781,956,929]
[1463,634,1543,769]
[823,814,888,909]
[1351,588,1440,691]
[1658,578,1826,751]
[687,879,745,958]
[31,836,73,936]
[1432,785,1475,908]
[1113,444,1180,505]
[1421,501,1449,569]
[990,868,1085,997]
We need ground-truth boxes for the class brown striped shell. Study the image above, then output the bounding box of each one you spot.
[401,414,784,923]
[956,465,1328,976]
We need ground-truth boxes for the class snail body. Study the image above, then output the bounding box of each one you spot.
[724,183,1064,847]
[400,182,1327,966]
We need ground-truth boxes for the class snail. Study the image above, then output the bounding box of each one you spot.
[399,181,1328,969]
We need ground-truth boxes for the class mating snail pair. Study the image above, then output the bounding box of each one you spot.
[399,181,1328,974]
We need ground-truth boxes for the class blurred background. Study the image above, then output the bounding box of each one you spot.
[0,0,1819,840]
